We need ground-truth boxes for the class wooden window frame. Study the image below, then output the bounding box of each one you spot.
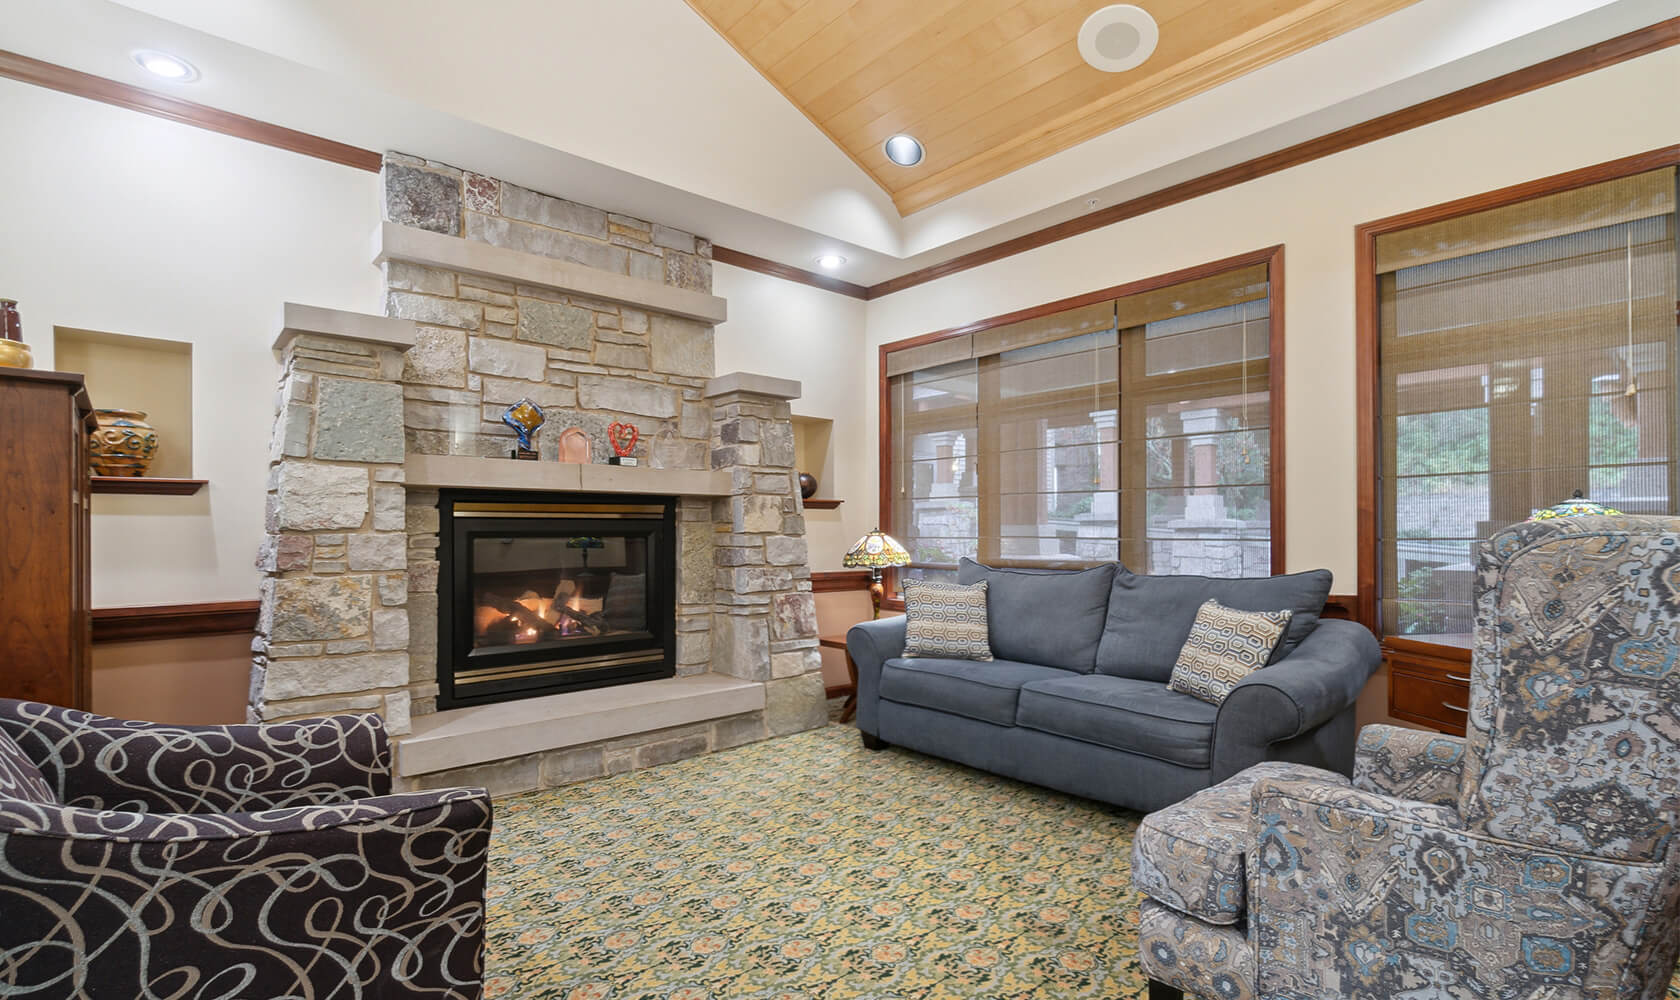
[878,245,1287,609]
[1354,144,1680,645]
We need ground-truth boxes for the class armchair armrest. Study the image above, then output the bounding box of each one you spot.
[0,699,391,814]
[0,787,491,996]
[1210,620,1379,780]
[1352,724,1466,808]
[847,615,907,736]
[1248,775,1662,1000]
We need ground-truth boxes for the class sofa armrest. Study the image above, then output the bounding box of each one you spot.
[1352,724,1466,808]
[0,787,491,995]
[847,615,907,736]
[0,699,391,814]
[1210,619,1379,780]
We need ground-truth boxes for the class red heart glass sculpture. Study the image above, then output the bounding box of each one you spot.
[608,421,639,458]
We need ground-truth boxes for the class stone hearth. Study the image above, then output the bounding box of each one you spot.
[248,156,827,794]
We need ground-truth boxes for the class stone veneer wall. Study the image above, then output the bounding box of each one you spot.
[250,156,827,793]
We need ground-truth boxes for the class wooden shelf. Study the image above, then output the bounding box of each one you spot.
[803,498,843,509]
[90,476,207,496]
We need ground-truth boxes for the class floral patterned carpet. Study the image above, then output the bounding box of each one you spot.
[482,725,1680,1000]
[484,725,1142,999]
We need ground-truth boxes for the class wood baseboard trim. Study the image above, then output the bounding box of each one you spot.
[0,49,382,172]
[92,600,260,643]
[811,570,873,593]
[1322,594,1358,621]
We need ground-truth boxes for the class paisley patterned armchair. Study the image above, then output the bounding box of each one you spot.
[1132,515,1680,1000]
[0,699,492,998]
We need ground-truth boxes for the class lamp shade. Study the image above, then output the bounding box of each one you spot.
[842,529,911,569]
[1528,491,1623,522]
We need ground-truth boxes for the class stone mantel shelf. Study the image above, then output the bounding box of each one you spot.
[397,674,765,777]
[405,453,733,496]
[372,221,728,325]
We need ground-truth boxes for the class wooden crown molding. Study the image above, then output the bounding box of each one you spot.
[92,600,260,644]
[863,18,1678,299]
[712,246,870,300]
[3,18,1673,302]
[724,18,1678,303]
[0,49,381,172]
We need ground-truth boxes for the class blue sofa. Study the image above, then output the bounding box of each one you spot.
[846,559,1380,812]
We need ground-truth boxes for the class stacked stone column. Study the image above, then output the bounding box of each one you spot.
[706,375,828,736]
[251,317,418,733]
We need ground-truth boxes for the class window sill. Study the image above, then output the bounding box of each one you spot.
[1382,633,1472,660]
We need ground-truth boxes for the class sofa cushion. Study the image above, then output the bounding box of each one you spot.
[0,729,55,805]
[957,558,1115,672]
[879,657,1067,727]
[903,579,993,661]
[1014,674,1218,768]
[1168,599,1293,705]
[1132,761,1350,925]
[1095,568,1333,682]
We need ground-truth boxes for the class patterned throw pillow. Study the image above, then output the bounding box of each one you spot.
[1168,599,1292,705]
[903,579,993,661]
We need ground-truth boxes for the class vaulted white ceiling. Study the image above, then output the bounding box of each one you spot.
[7,0,1671,285]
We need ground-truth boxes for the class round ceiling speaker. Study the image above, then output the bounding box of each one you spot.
[1078,4,1159,73]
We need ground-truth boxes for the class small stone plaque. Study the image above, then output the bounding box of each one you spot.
[511,448,539,461]
[607,455,638,467]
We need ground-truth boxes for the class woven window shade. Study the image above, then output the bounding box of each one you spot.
[1378,166,1679,638]
[884,333,973,377]
[1375,169,1675,273]
[887,265,1275,582]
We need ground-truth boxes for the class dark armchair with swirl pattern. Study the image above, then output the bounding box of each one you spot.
[0,699,492,998]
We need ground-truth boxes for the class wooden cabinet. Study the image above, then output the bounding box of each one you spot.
[0,369,94,709]
[1384,635,1472,736]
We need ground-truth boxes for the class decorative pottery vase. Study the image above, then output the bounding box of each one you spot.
[0,339,31,369]
[89,409,160,477]
[798,472,818,499]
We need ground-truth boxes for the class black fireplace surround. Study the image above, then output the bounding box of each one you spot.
[436,491,676,709]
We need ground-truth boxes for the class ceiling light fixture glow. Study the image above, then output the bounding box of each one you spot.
[1077,5,1159,73]
[133,49,200,82]
[814,254,847,270]
[883,134,924,167]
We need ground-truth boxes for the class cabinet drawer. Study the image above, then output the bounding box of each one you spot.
[1389,667,1470,735]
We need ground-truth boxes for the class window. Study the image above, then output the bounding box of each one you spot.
[1364,159,1679,639]
[881,251,1282,593]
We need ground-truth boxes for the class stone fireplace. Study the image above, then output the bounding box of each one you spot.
[248,155,828,795]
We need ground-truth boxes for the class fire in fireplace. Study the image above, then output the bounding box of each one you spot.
[436,493,676,708]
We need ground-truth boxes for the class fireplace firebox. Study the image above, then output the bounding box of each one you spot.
[437,492,676,708]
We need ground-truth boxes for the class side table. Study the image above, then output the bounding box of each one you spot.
[817,633,857,723]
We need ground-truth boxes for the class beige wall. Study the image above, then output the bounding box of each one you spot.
[857,48,1680,592]
[91,633,252,725]
[714,263,873,570]
[0,77,383,609]
[0,78,379,719]
[849,50,1678,732]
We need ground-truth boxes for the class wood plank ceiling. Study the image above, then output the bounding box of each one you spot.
[684,0,1427,214]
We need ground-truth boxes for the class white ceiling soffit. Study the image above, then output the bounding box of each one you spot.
[9,0,1672,286]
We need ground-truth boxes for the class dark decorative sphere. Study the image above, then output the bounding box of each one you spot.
[798,472,818,499]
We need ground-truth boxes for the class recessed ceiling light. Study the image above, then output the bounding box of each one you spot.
[814,254,847,270]
[883,134,924,167]
[1078,5,1159,73]
[133,49,200,82]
